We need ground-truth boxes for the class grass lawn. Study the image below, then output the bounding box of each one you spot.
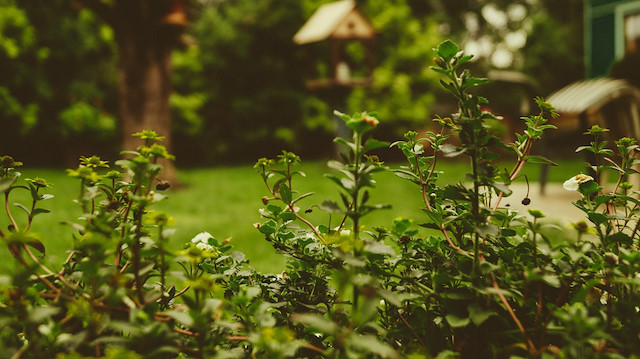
[0,157,586,274]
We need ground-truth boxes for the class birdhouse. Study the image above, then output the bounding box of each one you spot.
[293,0,375,89]
[160,0,188,27]
[585,0,640,77]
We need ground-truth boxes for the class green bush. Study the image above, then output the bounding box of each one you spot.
[2,41,640,358]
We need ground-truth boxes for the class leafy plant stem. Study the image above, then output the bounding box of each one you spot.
[159,224,166,291]
[415,155,432,212]
[398,310,427,348]
[5,192,19,232]
[351,131,363,312]
[288,202,327,245]
[490,274,536,353]
[471,152,481,280]
[24,193,38,232]
[15,248,60,294]
[440,224,470,255]
[352,131,363,242]
[540,277,572,346]
[133,209,144,303]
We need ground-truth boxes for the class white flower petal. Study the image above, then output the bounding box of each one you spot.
[563,174,594,191]
[191,231,212,244]
[563,178,579,191]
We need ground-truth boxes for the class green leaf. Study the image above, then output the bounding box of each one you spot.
[422,209,442,227]
[440,143,466,157]
[28,306,60,323]
[291,313,338,335]
[349,334,400,359]
[165,310,194,328]
[476,224,499,237]
[378,290,419,307]
[524,155,558,166]
[279,184,292,204]
[439,79,458,95]
[463,77,488,87]
[468,304,496,326]
[542,274,561,288]
[364,241,395,256]
[4,231,46,256]
[245,286,261,299]
[258,220,277,235]
[588,212,608,226]
[445,313,470,328]
[0,173,19,193]
[391,169,421,184]
[593,195,614,208]
[436,40,459,60]
[291,192,314,205]
[606,232,632,246]
[31,208,50,217]
[528,209,545,219]
[278,211,296,222]
[579,180,600,196]
[326,160,346,171]
[266,204,283,215]
[430,66,451,76]
[13,203,30,216]
[491,182,512,196]
[333,109,351,122]
[319,200,341,213]
[363,138,390,152]
[457,54,474,65]
[501,228,516,237]
[334,137,356,152]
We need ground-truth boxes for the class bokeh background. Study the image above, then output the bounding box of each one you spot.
[1,0,589,168]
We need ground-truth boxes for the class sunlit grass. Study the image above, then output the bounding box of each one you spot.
[0,158,586,274]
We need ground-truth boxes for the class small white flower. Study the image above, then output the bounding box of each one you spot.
[191,231,212,244]
[563,174,594,191]
[333,227,351,237]
[196,242,214,252]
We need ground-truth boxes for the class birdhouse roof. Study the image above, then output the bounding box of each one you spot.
[547,77,640,115]
[293,0,374,45]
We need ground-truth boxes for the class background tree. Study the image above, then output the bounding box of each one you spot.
[171,0,447,164]
[2,0,585,167]
[0,0,117,165]
[73,0,187,182]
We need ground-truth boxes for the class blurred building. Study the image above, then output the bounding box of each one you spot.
[586,0,640,77]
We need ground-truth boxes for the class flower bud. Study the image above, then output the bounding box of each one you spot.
[604,252,619,266]
[156,180,170,191]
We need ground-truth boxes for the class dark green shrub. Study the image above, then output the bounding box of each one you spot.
[2,41,640,358]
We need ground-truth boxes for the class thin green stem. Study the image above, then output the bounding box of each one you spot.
[471,152,481,280]
[352,131,363,241]
[5,192,19,232]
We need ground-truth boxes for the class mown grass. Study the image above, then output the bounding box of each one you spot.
[0,158,585,273]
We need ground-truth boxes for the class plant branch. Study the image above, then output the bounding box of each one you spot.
[5,192,19,232]
[490,274,536,354]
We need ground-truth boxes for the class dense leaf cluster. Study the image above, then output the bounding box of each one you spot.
[1,41,640,358]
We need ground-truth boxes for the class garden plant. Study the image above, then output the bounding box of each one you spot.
[1,40,640,358]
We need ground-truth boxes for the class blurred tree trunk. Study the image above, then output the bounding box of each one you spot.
[77,0,185,184]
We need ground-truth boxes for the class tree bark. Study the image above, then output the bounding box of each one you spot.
[115,25,178,184]
[80,0,183,185]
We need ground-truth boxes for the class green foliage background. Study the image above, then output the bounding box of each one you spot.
[1,0,584,166]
